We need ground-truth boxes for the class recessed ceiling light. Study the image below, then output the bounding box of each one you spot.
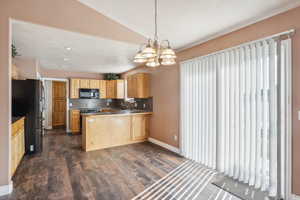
[63,58,69,61]
[65,47,72,51]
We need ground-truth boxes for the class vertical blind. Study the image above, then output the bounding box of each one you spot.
[180,37,291,198]
[180,56,217,169]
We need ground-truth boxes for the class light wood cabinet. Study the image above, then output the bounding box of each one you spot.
[116,80,125,99]
[131,115,149,140]
[89,79,99,89]
[127,75,135,98]
[11,117,25,177]
[82,113,151,152]
[127,73,150,98]
[99,80,106,98]
[70,79,80,99]
[80,79,90,89]
[106,80,115,99]
[70,78,125,99]
[70,110,80,133]
[106,80,125,99]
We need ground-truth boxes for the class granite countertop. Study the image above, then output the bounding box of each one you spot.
[12,116,25,124]
[81,109,152,116]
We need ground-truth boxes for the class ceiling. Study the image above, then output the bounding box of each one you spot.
[77,0,300,50]
[12,1,300,74]
[12,20,140,73]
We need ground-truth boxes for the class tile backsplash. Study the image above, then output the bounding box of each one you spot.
[69,98,152,111]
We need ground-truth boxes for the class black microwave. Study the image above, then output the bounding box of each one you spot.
[79,89,100,99]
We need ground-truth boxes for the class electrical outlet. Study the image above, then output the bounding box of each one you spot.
[30,145,34,152]
[174,135,178,141]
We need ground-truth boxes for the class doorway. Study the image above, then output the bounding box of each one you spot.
[52,81,67,129]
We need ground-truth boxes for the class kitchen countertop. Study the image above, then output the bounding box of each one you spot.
[81,110,152,117]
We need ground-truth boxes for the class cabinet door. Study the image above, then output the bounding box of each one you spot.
[116,80,125,99]
[106,80,116,99]
[89,80,99,89]
[99,80,107,99]
[80,79,90,89]
[127,75,136,98]
[70,79,80,98]
[136,73,150,98]
[70,110,80,133]
[131,115,149,141]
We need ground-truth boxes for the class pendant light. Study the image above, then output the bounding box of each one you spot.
[133,0,176,67]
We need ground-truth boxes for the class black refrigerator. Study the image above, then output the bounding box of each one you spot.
[12,79,44,154]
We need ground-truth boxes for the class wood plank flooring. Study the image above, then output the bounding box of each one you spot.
[1,129,185,200]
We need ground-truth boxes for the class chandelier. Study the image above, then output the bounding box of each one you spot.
[133,0,176,67]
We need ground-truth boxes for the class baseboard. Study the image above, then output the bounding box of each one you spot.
[148,138,181,154]
[0,182,13,197]
[291,194,300,200]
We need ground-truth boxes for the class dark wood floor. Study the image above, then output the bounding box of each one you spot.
[1,129,185,200]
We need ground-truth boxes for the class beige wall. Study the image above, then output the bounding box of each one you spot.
[0,0,145,189]
[123,6,300,195]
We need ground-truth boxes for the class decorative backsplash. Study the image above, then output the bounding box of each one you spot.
[69,98,153,112]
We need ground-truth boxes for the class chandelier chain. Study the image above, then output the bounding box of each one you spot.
[155,0,158,40]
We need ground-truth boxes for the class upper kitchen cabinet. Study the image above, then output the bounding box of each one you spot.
[99,80,107,99]
[127,73,150,98]
[70,78,124,99]
[106,80,125,99]
[80,79,90,89]
[70,79,80,99]
[89,79,99,89]
[115,80,125,99]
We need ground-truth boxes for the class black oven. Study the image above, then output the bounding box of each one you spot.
[79,89,100,99]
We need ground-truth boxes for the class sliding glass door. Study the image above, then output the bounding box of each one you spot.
[180,37,291,199]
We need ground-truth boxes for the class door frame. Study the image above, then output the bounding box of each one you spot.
[41,78,69,132]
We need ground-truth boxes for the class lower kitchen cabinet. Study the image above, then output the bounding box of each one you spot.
[11,117,25,177]
[70,110,80,133]
[82,113,151,152]
[131,115,149,141]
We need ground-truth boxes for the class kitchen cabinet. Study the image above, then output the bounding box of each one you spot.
[106,80,125,99]
[82,113,151,152]
[127,73,150,98]
[80,79,90,89]
[11,117,25,177]
[106,80,115,99]
[115,80,125,99]
[70,110,80,133]
[70,78,125,99]
[70,79,80,99]
[99,80,107,98]
[89,79,99,89]
[131,115,149,140]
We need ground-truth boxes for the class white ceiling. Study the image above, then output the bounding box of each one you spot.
[77,0,300,50]
[12,1,300,74]
[12,20,140,73]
